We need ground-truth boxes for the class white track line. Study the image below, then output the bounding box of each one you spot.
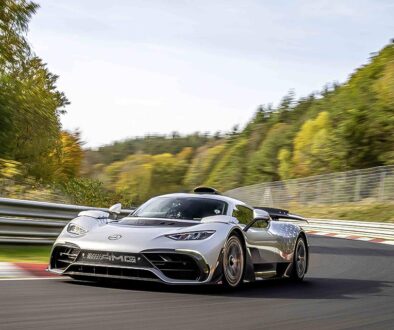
[0,276,65,281]
[0,262,29,278]
[381,240,394,246]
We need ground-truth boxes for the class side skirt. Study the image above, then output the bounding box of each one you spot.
[251,262,292,280]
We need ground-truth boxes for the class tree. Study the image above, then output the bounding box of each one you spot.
[205,139,248,191]
[183,143,225,189]
[0,0,39,70]
[292,112,337,177]
[277,148,292,180]
[54,131,84,181]
[0,1,68,181]
[9,57,68,178]
[0,0,39,153]
[244,123,292,184]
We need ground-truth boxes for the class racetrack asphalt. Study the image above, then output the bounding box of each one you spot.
[0,236,393,330]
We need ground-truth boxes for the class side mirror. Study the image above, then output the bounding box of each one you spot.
[109,203,122,215]
[243,209,270,232]
[253,209,270,221]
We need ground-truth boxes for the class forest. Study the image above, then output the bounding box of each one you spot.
[1,1,393,207]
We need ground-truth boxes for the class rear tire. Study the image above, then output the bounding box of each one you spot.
[222,234,245,288]
[290,236,307,281]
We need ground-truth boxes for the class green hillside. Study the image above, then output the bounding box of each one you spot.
[0,1,393,207]
[83,43,394,204]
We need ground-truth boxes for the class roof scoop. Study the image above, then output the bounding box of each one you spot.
[193,186,221,195]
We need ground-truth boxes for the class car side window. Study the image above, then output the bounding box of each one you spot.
[232,205,254,225]
[250,219,269,229]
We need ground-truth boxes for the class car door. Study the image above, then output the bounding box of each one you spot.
[232,205,283,264]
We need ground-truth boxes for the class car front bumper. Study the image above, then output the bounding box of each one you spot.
[48,243,219,285]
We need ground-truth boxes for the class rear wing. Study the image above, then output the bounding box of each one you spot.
[253,207,308,222]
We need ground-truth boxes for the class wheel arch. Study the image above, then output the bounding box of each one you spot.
[297,231,309,274]
[228,228,245,246]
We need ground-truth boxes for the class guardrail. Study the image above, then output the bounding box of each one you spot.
[0,197,133,244]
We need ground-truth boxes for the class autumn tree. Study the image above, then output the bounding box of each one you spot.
[244,123,292,184]
[292,112,337,177]
[205,139,248,191]
[0,1,69,181]
[183,143,226,189]
[54,131,84,181]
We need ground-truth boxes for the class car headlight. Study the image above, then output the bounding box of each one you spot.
[165,230,215,241]
[67,223,87,236]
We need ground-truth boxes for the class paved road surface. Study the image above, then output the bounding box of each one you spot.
[1,236,393,330]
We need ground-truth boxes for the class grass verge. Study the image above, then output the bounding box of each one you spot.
[0,245,51,263]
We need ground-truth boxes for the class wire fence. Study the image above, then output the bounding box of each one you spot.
[2,163,394,210]
[225,165,394,208]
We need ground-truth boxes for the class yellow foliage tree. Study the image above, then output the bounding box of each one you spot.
[102,149,192,204]
[292,112,335,177]
[183,143,226,189]
[0,159,22,178]
[50,131,83,182]
[277,148,292,180]
[205,139,248,191]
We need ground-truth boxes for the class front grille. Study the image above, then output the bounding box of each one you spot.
[51,245,80,270]
[76,250,152,268]
[143,253,202,281]
[66,264,158,280]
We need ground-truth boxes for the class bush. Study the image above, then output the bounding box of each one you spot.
[58,178,133,208]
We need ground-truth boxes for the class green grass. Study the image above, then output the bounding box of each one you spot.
[290,203,394,222]
[0,245,51,263]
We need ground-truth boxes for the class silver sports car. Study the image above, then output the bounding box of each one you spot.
[48,187,309,288]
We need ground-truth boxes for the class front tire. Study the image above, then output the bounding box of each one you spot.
[290,236,308,281]
[222,234,245,288]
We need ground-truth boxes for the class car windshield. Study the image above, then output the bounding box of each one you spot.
[126,196,228,221]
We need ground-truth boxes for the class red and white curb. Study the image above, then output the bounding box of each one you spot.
[0,262,59,280]
[302,218,394,245]
[305,230,394,245]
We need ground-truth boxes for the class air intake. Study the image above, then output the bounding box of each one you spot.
[143,253,202,281]
[193,186,221,195]
[51,244,80,270]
